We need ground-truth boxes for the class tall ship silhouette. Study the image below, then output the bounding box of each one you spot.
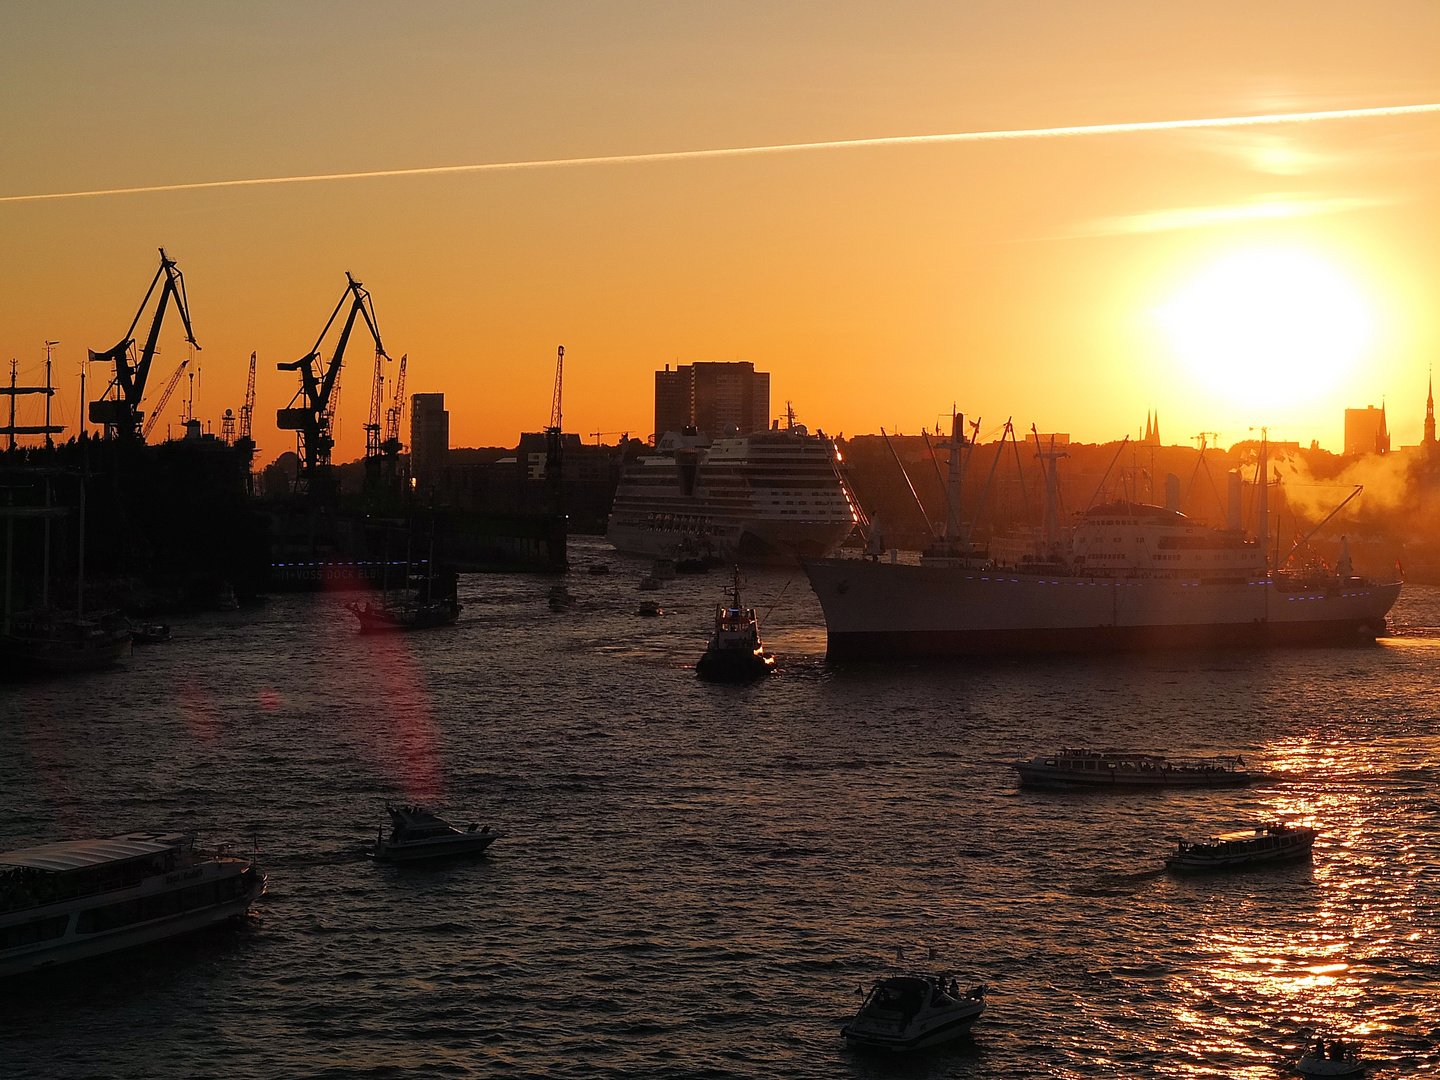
[606,410,861,564]
[803,416,1401,657]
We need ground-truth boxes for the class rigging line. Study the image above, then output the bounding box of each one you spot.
[4,100,1440,205]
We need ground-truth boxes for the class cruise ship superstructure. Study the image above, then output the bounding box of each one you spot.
[606,418,860,564]
[804,424,1401,658]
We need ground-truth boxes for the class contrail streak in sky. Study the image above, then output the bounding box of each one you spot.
[4,101,1438,205]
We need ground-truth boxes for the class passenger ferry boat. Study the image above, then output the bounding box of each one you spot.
[0,832,264,978]
[1014,749,1251,789]
[606,414,860,565]
[842,975,987,1052]
[1164,821,1316,873]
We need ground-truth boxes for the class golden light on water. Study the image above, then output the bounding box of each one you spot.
[1157,248,1376,410]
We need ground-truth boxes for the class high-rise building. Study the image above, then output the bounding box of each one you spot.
[652,361,769,440]
[411,393,449,477]
[654,365,691,438]
[1343,404,1389,456]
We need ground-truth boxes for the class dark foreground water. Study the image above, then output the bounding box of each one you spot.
[2,536,1438,1079]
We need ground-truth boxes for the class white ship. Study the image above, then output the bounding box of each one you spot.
[803,429,1400,658]
[0,832,264,978]
[606,415,860,564]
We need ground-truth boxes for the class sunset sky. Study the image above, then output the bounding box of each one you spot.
[4,2,1440,462]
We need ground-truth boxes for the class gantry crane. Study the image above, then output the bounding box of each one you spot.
[88,248,200,441]
[276,273,386,487]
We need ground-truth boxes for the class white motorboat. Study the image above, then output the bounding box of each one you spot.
[372,803,499,862]
[0,832,264,978]
[842,975,986,1052]
[1298,1041,1366,1076]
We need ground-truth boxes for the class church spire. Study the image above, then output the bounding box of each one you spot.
[1426,367,1436,445]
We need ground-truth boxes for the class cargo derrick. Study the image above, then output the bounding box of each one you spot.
[277,273,386,493]
[88,249,200,441]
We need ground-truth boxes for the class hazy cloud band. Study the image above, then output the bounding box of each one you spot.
[4,101,1438,205]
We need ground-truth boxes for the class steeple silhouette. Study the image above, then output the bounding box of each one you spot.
[1426,368,1436,446]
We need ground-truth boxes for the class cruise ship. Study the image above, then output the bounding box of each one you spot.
[0,832,265,977]
[606,419,860,564]
[803,437,1401,658]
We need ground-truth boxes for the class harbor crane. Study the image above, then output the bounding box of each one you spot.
[545,346,565,490]
[382,353,407,455]
[238,351,256,442]
[277,273,386,487]
[141,357,190,441]
[88,248,199,441]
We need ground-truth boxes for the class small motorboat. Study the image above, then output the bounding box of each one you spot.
[1165,821,1316,873]
[547,585,576,612]
[637,601,664,617]
[1298,1040,1366,1076]
[129,621,172,644]
[372,803,500,862]
[696,570,775,682]
[842,975,986,1052]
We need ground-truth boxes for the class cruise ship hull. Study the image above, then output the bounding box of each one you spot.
[607,517,853,565]
[803,559,1401,659]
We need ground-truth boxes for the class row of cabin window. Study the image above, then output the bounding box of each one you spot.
[0,914,70,951]
[76,873,252,934]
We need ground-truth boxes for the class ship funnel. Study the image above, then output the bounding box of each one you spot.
[1228,471,1243,531]
[1164,472,1181,512]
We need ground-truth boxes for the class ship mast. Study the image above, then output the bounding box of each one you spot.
[1256,428,1269,572]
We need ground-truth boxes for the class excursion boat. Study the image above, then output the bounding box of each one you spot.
[0,612,132,675]
[346,593,460,633]
[1165,822,1316,873]
[372,804,499,862]
[842,975,987,1052]
[1014,749,1251,789]
[696,571,775,682]
[0,832,265,978]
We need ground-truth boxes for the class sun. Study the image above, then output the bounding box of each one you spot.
[1156,248,1375,409]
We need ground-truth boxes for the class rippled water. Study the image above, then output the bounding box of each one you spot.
[2,536,1438,1078]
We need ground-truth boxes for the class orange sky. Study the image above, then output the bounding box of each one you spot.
[3,2,1440,463]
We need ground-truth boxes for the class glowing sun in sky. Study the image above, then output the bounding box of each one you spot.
[1157,248,1375,408]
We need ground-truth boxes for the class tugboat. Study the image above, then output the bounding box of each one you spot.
[371,803,499,862]
[1014,749,1252,789]
[1298,1039,1366,1076]
[696,570,775,682]
[1165,821,1316,873]
[842,975,987,1052]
